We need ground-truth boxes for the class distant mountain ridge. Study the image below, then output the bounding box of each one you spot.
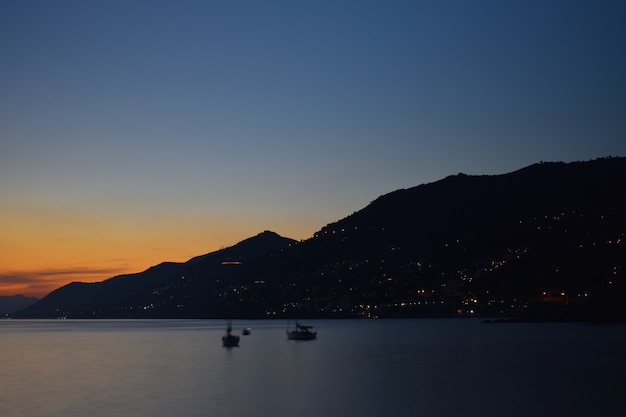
[0,295,39,315]
[17,231,296,318]
[15,157,626,320]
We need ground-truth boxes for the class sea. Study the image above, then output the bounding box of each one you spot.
[1,318,625,417]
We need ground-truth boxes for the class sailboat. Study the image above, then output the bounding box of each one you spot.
[222,320,240,347]
[286,321,317,340]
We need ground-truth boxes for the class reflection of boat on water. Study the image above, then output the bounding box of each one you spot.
[242,327,251,335]
[222,321,240,347]
[287,321,317,340]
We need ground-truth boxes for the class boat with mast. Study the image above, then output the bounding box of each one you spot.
[286,321,317,340]
[222,320,240,347]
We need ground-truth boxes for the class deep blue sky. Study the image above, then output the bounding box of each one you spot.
[1,0,625,296]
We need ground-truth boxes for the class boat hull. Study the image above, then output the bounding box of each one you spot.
[222,334,240,347]
[287,331,317,340]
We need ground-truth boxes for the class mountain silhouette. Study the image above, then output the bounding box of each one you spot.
[15,157,626,320]
[17,231,295,318]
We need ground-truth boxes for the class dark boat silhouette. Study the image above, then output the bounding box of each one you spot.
[287,321,317,340]
[222,321,240,347]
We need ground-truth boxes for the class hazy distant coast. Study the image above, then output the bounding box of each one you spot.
[0,295,39,316]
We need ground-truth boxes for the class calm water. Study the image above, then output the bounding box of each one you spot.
[1,319,624,417]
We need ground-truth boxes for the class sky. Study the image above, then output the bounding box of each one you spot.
[1,0,625,298]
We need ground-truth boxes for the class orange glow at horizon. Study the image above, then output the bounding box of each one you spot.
[1,233,233,298]
[0,202,314,298]
[1,231,243,298]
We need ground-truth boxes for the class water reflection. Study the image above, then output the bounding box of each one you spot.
[1,319,625,417]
